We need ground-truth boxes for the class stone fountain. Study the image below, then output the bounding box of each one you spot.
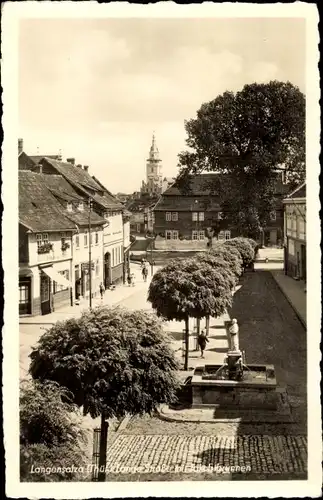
[191,319,279,410]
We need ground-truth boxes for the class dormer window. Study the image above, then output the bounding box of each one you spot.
[78,202,84,212]
[67,203,73,212]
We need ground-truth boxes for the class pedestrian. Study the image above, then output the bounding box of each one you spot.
[99,282,105,300]
[127,274,132,286]
[142,265,148,282]
[141,258,146,269]
[130,272,135,286]
[197,329,209,358]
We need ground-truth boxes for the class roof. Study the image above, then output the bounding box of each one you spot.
[154,196,220,212]
[163,173,221,196]
[19,171,77,232]
[285,181,306,199]
[29,155,61,164]
[42,158,124,211]
[127,196,159,212]
[40,174,106,226]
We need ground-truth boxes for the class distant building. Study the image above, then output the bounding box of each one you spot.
[283,182,306,281]
[153,173,288,250]
[141,134,163,196]
[127,196,157,235]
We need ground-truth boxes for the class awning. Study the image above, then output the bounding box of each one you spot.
[19,268,33,277]
[41,267,72,288]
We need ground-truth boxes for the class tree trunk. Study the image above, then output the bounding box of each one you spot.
[196,317,201,350]
[98,412,109,482]
[184,316,189,371]
[205,315,210,336]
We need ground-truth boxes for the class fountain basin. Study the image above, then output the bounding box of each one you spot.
[191,364,278,410]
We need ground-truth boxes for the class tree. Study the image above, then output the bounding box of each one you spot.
[223,238,254,268]
[195,252,237,289]
[178,81,305,237]
[148,258,233,370]
[29,306,180,480]
[20,379,88,482]
[209,244,243,279]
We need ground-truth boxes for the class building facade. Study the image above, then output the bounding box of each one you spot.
[283,182,306,281]
[153,173,287,250]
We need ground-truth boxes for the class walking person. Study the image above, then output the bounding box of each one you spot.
[99,282,105,300]
[142,265,148,283]
[127,274,132,286]
[130,272,136,286]
[197,329,209,358]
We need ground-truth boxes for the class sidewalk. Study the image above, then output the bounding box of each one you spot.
[270,270,306,328]
[19,263,148,326]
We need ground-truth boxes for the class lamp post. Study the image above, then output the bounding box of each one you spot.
[88,198,93,309]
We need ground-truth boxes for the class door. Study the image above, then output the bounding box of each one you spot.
[40,272,51,315]
[301,244,306,281]
[19,278,31,315]
[269,230,277,246]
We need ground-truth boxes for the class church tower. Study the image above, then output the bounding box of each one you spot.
[143,133,163,196]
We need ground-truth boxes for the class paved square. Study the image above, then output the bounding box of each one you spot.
[106,435,307,475]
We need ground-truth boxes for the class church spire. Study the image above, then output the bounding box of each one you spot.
[149,131,159,159]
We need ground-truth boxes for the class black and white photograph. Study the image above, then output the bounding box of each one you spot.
[2,2,321,498]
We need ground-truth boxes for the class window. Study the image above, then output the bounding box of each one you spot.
[171,212,178,221]
[19,285,29,304]
[199,212,204,221]
[60,232,66,238]
[55,270,69,293]
[192,212,198,222]
[67,203,73,212]
[36,234,42,248]
[192,231,198,240]
[288,239,295,256]
[136,223,141,233]
[95,259,99,277]
[199,230,205,240]
[84,232,88,247]
[95,232,99,245]
[75,235,80,249]
[270,211,276,221]
[166,212,172,221]
[218,212,223,220]
[298,220,305,240]
[172,231,178,240]
[224,230,231,240]
[78,203,84,211]
[166,230,172,240]
[36,233,49,248]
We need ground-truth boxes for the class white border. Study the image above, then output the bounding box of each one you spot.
[2,2,321,498]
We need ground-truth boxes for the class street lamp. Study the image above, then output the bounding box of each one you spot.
[88,197,93,309]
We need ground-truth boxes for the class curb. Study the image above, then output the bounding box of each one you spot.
[115,414,131,433]
[270,272,306,329]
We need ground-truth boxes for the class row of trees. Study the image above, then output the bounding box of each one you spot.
[22,237,257,481]
[148,237,257,370]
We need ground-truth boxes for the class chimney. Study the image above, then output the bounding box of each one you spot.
[76,164,83,169]
[57,149,62,161]
[66,158,76,165]
[83,165,89,172]
[18,138,23,155]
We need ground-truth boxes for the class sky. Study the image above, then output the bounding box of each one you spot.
[19,17,306,193]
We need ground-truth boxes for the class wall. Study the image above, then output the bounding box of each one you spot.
[154,237,208,251]
[154,210,219,239]
[19,224,29,263]
[28,231,73,267]
[123,219,131,249]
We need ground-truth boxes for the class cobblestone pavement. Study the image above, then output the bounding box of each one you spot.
[106,434,307,476]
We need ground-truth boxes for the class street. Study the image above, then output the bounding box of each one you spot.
[20,263,307,481]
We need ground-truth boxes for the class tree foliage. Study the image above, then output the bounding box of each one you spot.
[209,244,243,278]
[29,307,180,419]
[178,81,305,236]
[223,238,254,267]
[20,380,88,482]
[195,253,237,288]
[148,258,233,322]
